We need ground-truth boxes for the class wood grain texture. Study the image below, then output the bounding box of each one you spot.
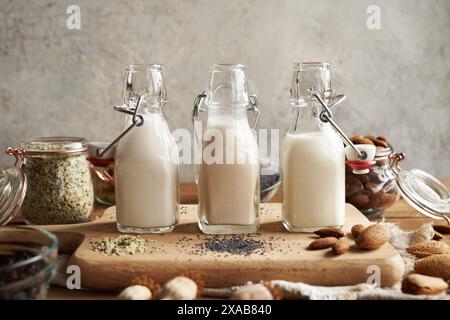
[44,204,404,291]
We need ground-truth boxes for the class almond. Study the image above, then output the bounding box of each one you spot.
[345,175,363,197]
[356,174,369,184]
[351,224,365,239]
[314,228,344,239]
[355,224,390,250]
[353,137,374,145]
[363,135,389,147]
[377,193,397,208]
[307,237,337,250]
[349,194,369,208]
[433,224,450,235]
[331,238,350,255]
[401,273,448,295]
[349,135,364,143]
[414,254,450,280]
[372,139,388,148]
[433,231,443,241]
[407,241,450,258]
[364,135,377,142]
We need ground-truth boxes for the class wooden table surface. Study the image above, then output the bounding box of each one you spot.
[47,179,450,300]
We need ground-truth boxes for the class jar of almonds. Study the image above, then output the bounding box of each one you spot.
[345,135,399,218]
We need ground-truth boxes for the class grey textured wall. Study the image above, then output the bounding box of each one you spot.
[1,0,449,181]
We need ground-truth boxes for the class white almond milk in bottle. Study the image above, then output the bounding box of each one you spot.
[282,62,345,232]
[194,64,260,234]
[115,64,179,233]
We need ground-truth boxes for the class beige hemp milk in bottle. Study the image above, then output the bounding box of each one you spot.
[282,62,345,232]
[114,64,179,233]
[193,64,260,234]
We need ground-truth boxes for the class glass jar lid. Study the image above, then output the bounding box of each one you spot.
[390,153,450,221]
[0,149,27,226]
[21,137,88,155]
[374,146,393,159]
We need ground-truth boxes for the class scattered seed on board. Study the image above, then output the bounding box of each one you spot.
[189,235,271,256]
[90,235,153,256]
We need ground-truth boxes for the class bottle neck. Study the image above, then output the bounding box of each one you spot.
[208,104,248,116]
[123,65,167,115]
[289,105,323,133]
[125,106,165,127]
[207,106,250,128]
[140,105,164,115]
[207,64,249,106]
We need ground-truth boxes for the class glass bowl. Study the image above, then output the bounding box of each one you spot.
[260,172,281,202]
[0,226,58,300]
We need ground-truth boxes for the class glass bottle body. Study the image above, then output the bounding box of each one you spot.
[282,62,345,232]
[196,64,260,234]
[115,64,179,233]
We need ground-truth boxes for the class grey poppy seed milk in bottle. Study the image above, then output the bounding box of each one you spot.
[193,64,260,234]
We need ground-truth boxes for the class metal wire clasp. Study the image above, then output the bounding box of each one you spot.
[192,91,207,144]
[248,94,260,130]
[314,93,368,161]
[6,147,25,168]
[192,91,260,139]
[96,95,145,157]
[389,152,405,175]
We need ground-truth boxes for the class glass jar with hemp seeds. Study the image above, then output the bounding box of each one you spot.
[17,137,94,225]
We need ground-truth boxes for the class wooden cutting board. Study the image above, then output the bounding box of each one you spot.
[44,204,404,291]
